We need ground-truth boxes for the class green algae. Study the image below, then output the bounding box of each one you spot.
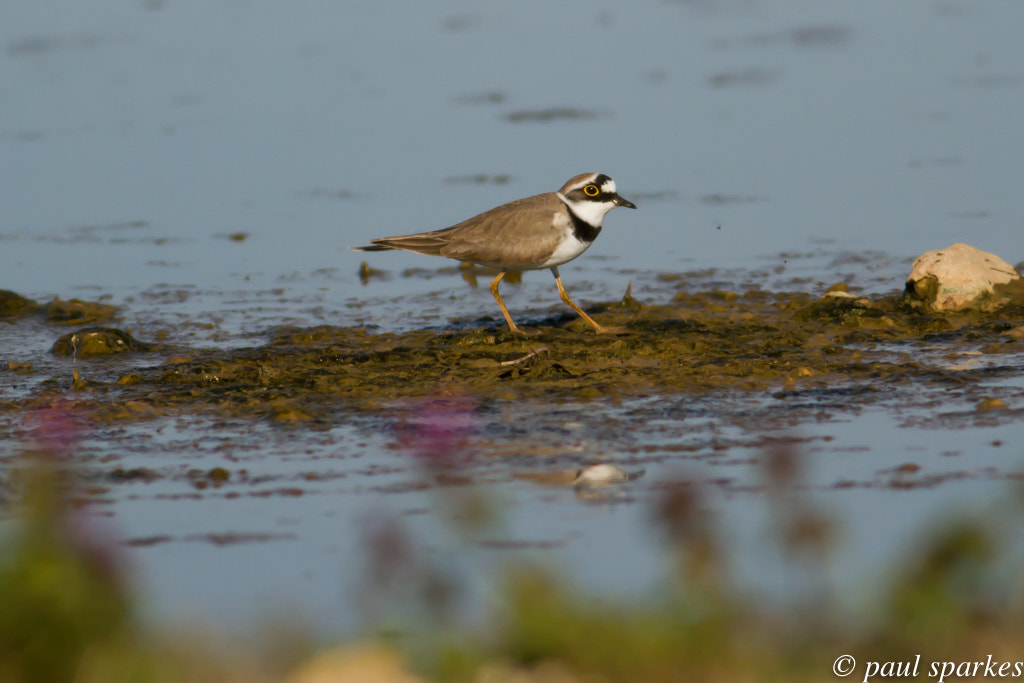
[42,299,119,325]
[0,289,38,318]
[2,283,1022,424]
[0,291,118,324]
[15,287,1020,424]
[50,328,153,358]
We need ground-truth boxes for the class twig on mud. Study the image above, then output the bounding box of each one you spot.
[499,346,550,366]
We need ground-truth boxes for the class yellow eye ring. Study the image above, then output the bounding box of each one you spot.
[583,184,599,197]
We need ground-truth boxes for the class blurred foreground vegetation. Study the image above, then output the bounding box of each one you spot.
[2,408,1023,682]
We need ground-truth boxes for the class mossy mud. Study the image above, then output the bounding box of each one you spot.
[6,285,1024,424]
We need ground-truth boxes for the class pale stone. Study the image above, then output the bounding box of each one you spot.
[905,243,1022,311]
[573,463,644,487]
[285,644,423,683]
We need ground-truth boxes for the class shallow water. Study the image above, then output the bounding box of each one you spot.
[4,1,1023,313]
[5,361,1022,635]
[2,0,1024,636]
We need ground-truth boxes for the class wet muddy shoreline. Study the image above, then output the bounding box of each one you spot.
[4,282,1023,427]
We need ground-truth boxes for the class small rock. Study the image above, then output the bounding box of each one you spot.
[822,290,858,299]
[905,243,1023,312]
[573,463,645,487]
[977,397,1008,412]
[208,467,230,484]
[51,327,152,357]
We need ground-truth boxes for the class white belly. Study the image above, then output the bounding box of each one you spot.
[540,228,592,268]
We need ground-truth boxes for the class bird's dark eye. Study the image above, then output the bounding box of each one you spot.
[583,184,599,197]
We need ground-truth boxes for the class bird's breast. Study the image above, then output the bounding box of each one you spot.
[539,227,593,268]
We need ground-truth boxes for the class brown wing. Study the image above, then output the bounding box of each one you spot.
[355,193,567,269]
[439,194,569,268]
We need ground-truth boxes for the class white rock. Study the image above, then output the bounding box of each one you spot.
[905,243,1022,311]
[573,464,644,487]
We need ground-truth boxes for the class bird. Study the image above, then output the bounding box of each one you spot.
[352,172,637,334]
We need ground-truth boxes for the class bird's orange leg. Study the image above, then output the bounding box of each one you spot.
[490,271,524,334]
[551,267,606,334]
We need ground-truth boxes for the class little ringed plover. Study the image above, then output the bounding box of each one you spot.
[353,172,637,333]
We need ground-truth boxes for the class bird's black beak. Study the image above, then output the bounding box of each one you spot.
[613,194,637,209]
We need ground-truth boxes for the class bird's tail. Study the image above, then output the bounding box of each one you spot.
[350,230,454,257]
[350,244,396,252]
